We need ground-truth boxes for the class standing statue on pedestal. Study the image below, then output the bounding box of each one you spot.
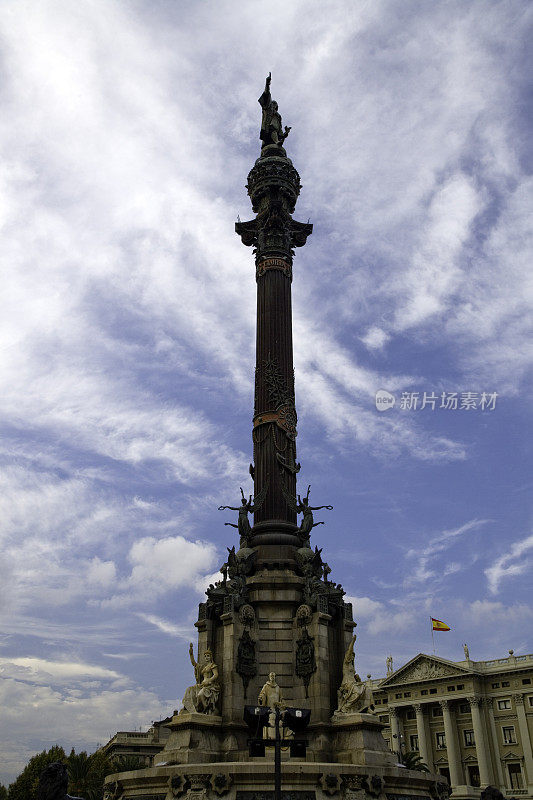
[258,671,284,739]
[259,73,291,148]
[181,644,220,715]
[282,484,333,544]
[336,635,375,714]
[219,485,268,547]
[386,654,394,675]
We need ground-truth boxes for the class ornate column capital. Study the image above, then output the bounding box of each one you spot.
[482,696,494,709]
[513,693,524,706]
[468,695,482,707]
[389,707,398,718]
[439,699,450,710]
[413,703,423,714]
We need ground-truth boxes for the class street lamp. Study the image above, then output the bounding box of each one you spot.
[244,705,311,800]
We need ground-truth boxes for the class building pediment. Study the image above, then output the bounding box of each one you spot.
[379,654,473,687]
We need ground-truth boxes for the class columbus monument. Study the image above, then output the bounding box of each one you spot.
[105,76,443,800]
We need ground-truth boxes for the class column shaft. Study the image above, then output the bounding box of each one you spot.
[469,696,492,787]
[515,694,533,791]
[414,704,431,769]
[485,699,505,790]
[441,700,464,788]
[390,708,402,757]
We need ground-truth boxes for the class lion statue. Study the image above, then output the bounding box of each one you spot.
[37,762,83,800]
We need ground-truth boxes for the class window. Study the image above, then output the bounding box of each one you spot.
[410,734,419,751]
[468,766,480,788]
[507,764,523,791]
[433,706,443,717]
[502,681,510,687]
[459,703,470,714]
[375,699,381,704]
[492,682,500,688]
[395,693,402,699]
[421,689,428,696]
[406,709,416,720]
[529,696,533,708]
[382,696,388,702]
[430,688,437,694]
[379,715,390,724]
[436,732,446,749]
[439,768,451,782]
[498,699,511,710]
[463,729,475,747]
[447,685,456,691]
[522,678,531,685]
[502,726,516,744]
[404,692,411,698]
[456,684,464,690]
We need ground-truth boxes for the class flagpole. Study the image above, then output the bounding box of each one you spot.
[431,617,435,655]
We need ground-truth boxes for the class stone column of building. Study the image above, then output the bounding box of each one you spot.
[484,698,506,790]
[468,695,492,787]
[514,693,533,791]
[413,703,432,769]
[389,707,402,757]
[440,700,464,788]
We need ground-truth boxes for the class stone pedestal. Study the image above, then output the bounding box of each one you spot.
[160,713,223,765]
[331,712,397,767]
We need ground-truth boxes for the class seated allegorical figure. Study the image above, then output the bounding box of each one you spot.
[181,643,220,715]
[336,635,375,714]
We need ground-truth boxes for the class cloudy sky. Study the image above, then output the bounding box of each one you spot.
[0,0,532,785]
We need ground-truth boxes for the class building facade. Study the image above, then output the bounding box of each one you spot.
[101,718,172,766]
[372,651,533,799]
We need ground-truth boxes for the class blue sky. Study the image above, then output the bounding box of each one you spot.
[0,0,532,785]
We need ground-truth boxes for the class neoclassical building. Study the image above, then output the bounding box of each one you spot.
[371,651,533,799]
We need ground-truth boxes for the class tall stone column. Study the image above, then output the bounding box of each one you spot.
[468,696,492,787]
[440,700,464,788]
[484,698,505,790]
[414,703,432,769]
[514,693,533,792]
[236,133,312,558]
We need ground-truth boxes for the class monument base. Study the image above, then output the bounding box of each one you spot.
[104,760,445,800]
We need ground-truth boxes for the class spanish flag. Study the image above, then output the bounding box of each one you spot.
[431,617,451,631]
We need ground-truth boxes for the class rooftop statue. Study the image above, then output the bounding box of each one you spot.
[181,644,220,715]
[37,762,83,800]
[259,73,291,148]
[336,635,376,715]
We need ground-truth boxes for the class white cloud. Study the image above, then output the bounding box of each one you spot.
[404,518,489,587]
[360,326,390,351]
[485,534,533,594]
[136,613,192,639]
[346,595,413,636]
[0,657,122,686]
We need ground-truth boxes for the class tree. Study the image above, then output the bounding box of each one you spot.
[400,750,430,772]
[0,785,8,800]
[109,755,145,773]
[7,745,66,800]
